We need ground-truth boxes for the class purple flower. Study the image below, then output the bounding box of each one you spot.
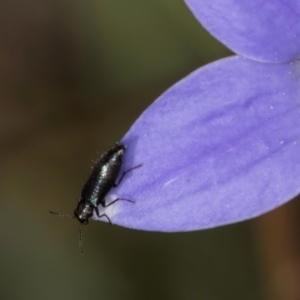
[185,0,300,63]
[93,0,300,231]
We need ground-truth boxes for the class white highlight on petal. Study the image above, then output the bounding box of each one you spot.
[164,177,179,187]
[93,194,119,222]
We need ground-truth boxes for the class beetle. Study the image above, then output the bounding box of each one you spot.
[50,143,142,254]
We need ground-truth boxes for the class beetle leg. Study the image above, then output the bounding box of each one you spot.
[99,214,112,225]
[102,197,135,208]
[114,164,142,187]
[95,206,112,225]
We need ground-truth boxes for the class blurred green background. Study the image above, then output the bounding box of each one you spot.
[2,0,294,299]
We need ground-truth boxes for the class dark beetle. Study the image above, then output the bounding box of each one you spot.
[75,143,126,225]
[50,143,141,254]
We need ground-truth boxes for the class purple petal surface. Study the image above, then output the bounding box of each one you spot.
[185,0,300,63]
[94,56,300,231]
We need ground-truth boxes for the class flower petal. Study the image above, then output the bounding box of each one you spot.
[185,0,300,63]
[94,56,300,232]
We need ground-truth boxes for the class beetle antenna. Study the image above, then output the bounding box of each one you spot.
[49,211,74,219]
[79,224,83,255]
